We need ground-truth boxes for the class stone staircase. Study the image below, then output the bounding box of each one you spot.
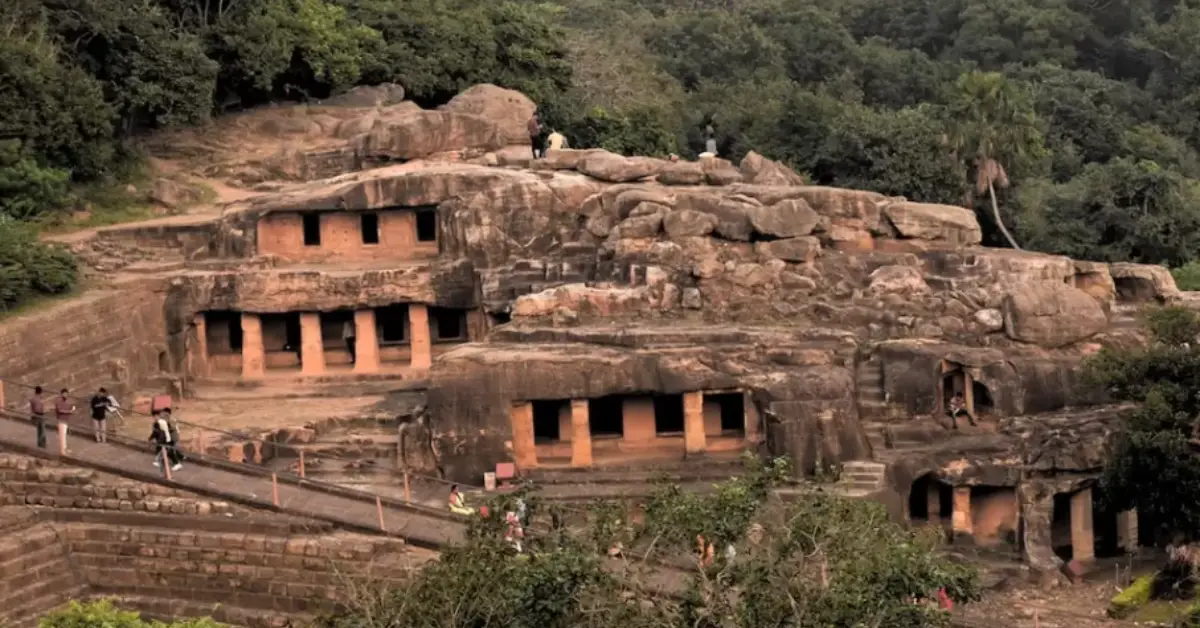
[855,358,889,453]
[834,460,887,497]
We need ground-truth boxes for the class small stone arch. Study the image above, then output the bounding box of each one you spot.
[908,473,950,529]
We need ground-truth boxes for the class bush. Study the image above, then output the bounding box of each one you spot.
[1146,306,1200,347]
[1173,261,1200,291]
[0,141,71,222]
[40,598,228,628]
[0,218,79,311]
[1108,573,1154,618]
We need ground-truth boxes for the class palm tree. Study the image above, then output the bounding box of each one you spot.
[946,71,1045,250]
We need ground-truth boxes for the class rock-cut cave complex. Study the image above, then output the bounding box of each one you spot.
[0,83,1180,625]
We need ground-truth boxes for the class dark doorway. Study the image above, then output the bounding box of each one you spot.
[973,380,995,415]
[302,213,321,246]
[908,473,950,522]
[588,396,624,437]
[431,307,467,341]
[1092,488,1123,558]
[360,212,380,244]
[205,311,243,353]
[653,394,684,434]
[1051,493,1073,561]
[533,400,564,443]
[377,305,408,344]
[416,208,437,242]
[709,392,745,433]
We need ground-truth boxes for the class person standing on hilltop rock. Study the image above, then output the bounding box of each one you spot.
[528,112,543,159]
[29,386,46,449]
[343,318,356,365]
[547,128,567,151]
[704,123,718,156]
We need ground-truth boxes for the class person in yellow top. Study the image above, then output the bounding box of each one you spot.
[547,129,568,151]
[448,484,475,516]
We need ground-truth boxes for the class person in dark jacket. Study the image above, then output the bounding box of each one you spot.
[528,112,543,159]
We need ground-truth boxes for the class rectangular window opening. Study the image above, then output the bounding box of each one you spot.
[360,212,380,245]
[302,213,321,246]
[377,305,409,344]
[432,308,466,341]
[416,209,437,242]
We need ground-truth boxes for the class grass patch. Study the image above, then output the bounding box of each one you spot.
[1130,600,1193,623]
[0,284,84,321]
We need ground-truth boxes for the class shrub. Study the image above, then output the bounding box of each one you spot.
[1108,573,1154,618]
[0,218,79,311]
[40,598,228,628]
[0,140,71,221]
[1146,305,1200,347]
[1173,261,1200,291]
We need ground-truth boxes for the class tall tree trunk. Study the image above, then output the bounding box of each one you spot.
[988,181,1021,250]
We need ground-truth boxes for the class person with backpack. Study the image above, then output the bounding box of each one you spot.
[527,112,543,159]
[149,409,183,472]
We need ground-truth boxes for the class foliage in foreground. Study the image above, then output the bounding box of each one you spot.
[1085,306,1200,542]
[0,218,78,312]
[39,599,226,628]
[321,455,979,628]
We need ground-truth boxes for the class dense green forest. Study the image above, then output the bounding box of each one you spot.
[6,0,1200,307]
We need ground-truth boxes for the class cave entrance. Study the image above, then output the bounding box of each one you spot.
[909,473,951,529]
[970,486,1019,547]
[533,399,566,444]
[653,394,684,435]
[588,396,624,438]
[972,380,995,416]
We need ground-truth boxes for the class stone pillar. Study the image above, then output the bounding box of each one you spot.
[951,486,972,535]
[683,391,706,454]
[1071,488,1095,562]
[744,392,761,444]
[570,399,592,467]
[927,483,942,524]
[510,402,537,469]
[1117,509,1139,553]
[193,314,210,378]
[409,304,432,369]
[622,397,656,445]
[353,310,380,374]
[299,313,326,375]
[241,313,265,379]
[558,402,572,443]
[963,371,975,416]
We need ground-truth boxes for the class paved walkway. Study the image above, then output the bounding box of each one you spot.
[0,412,692,596]
[0,413,465,548]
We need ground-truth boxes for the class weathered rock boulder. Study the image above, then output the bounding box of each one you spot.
[739,151,805,186]
[663,209,718,237]
[322,83,406,108]
[511,284,652,318]
[440,84,536,146]
[701,158,743,186]
[755,237,820,263]
[1072,260,1116,302]
[539,148,603,170]
[883,202,982,245]
[355,111,504,160]
[793,187,889,233]
[658,161,706,185]
[746,198,822,238]
[578,151,668,183]
[1109,262,1181,302]
[1002,282,1108,347]
[868,265,930,295]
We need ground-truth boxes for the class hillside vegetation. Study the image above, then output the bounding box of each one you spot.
[5,0,1200,302]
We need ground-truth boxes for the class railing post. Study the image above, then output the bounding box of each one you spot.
[403,470,411,503]
[376,496,386,532]
[299,449,306,478]
[161,448,172,481]
[57,422,68,456]
[271,473,279,506]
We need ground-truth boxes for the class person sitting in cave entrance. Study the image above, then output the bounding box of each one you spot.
[448,484,475,516]
[947,392,977,429]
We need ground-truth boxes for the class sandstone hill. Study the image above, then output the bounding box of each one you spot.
[0,82,1182,625]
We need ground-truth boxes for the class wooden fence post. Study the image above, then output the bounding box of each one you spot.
[299,450,306,478]
[403,471,411,503]
[376,496,386,532]
[271,473,279,506]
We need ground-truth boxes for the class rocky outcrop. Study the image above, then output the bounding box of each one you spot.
[1002,282,1108,348]
[578,151,669,183]
[883,202,982,245]
[440,84,536,146]
[355,111,505,161]
[739,151,805,186]
[746,198,822,238]
[322,83,406,108]
[1109,262,1181,302]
